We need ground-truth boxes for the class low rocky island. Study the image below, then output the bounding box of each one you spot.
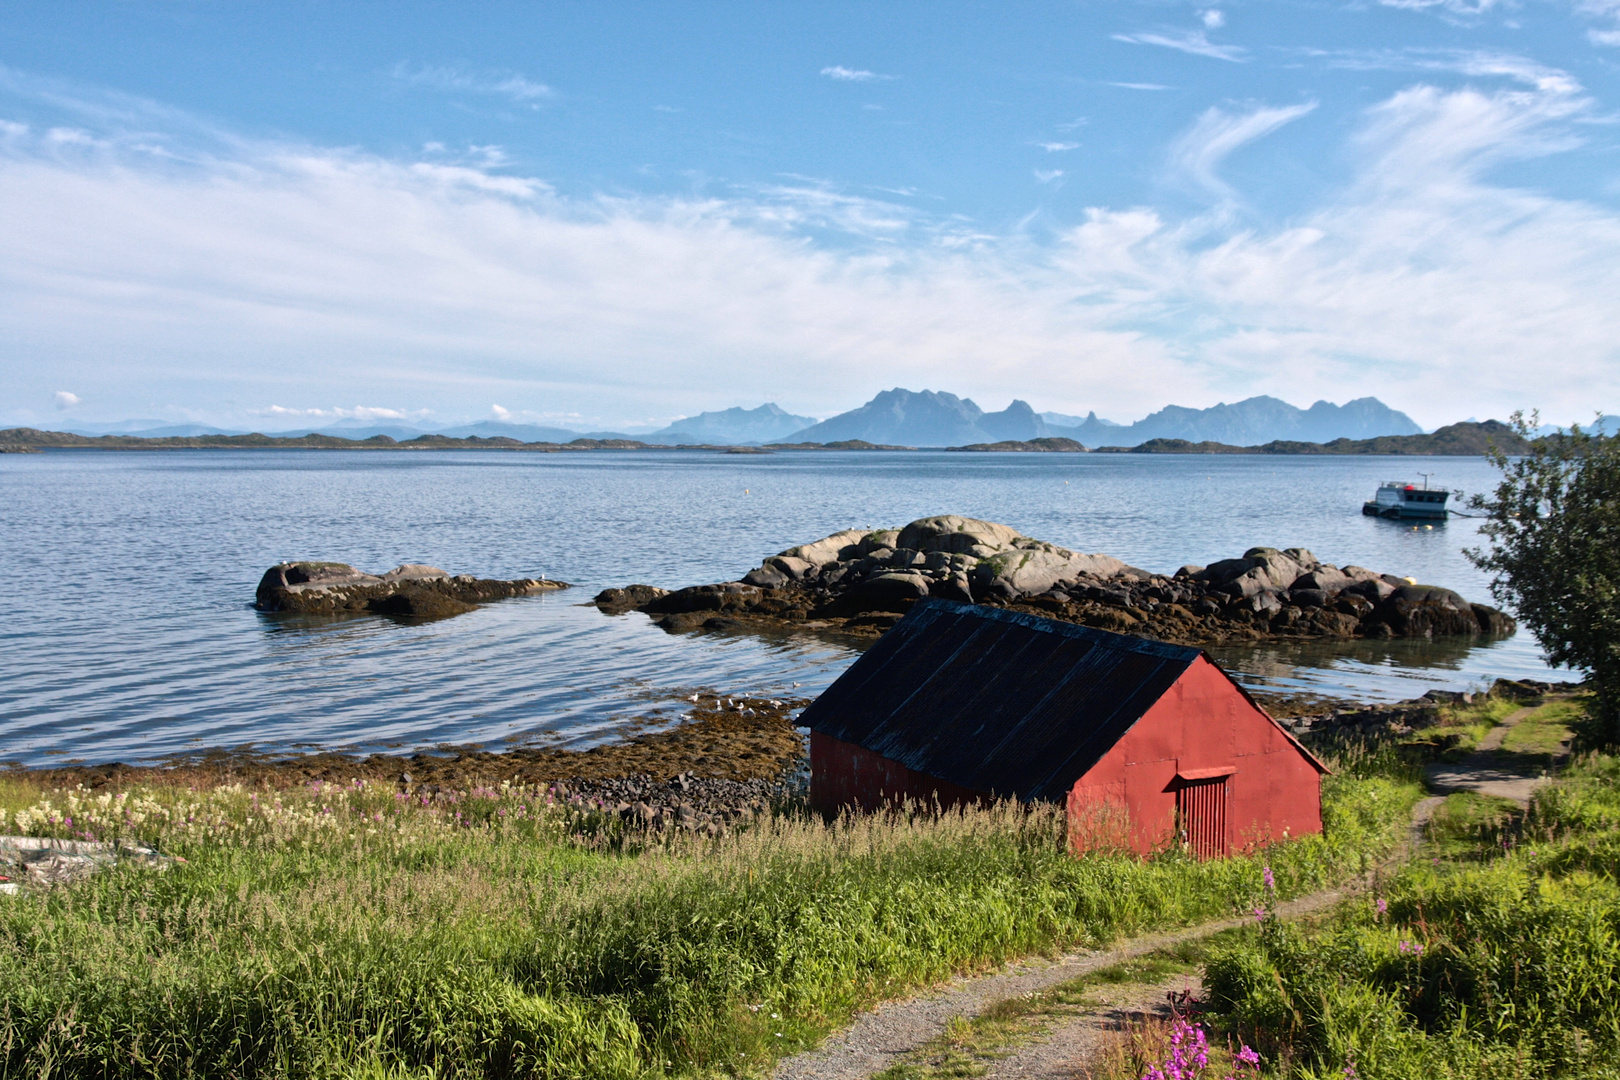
[256,561,568,619]
[595,515,1514,644]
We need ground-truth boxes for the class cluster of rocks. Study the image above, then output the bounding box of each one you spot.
[594,515,1514,645]
[255,561,568,619]
[0,835,173,893]
[1274,679,1564,741]
[533,773,796,837]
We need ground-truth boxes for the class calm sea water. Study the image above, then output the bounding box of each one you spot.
[0,449,1576,766]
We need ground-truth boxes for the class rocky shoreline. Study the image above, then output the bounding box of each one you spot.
[16,692,808,793]
[594,515,1514,645]
[255,561,568,619]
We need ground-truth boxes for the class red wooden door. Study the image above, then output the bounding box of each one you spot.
[1177,777,1228,859]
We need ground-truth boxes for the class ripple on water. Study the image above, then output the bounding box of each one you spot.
[0,449,1578,766]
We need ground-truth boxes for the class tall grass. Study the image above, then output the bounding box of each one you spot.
[1204,750,1620,1079]
[0,772,1416,1080]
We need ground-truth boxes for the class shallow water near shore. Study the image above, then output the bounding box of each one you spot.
[0,449,1576,766]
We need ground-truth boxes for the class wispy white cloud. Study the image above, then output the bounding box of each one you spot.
[1034,169,1065,185]
[1110,82,1173,91]
[1201,9,1226,29]
[0,66,1615,427]
[1037,142,1080,152]
[256,405,425,421]
[819,66,896,82]
[1112,29,1246,62]
[1577,0,1620,43]
[53,391,79,409]
[1170,101,1318,199]
[393,65,553,103]
[1379,0,1503,15]
[1307,47,1582,94]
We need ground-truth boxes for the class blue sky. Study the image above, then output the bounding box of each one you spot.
[2,1,1618,432]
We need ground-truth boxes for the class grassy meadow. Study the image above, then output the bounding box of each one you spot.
[0,752,1418,1079]
[1193,696,1620,1079]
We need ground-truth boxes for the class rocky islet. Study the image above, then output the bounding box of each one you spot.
[255,561,569,619]
[594,514,1514,644]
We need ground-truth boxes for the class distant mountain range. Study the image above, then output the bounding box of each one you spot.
[645,404,817,445]
[50,391,1462,448]
[775,389,1423,447]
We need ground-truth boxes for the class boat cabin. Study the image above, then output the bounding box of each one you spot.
[1363,481,1450,520]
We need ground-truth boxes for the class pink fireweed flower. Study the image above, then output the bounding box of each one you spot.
[1262,865,1274,892]
[1375,898,1388,915]
[1252,906,1266,922]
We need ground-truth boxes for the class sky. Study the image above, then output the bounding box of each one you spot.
[2,2,1618,433]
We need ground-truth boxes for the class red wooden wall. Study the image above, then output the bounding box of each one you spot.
[1066,655,1323,856]
[810,653,1323,858]
[809,731,993,816]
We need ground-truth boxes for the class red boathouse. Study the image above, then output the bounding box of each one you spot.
[802,599,1326,857]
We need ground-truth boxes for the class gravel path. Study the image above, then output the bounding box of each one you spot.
[775,704,1548,1080]
[1425,704,1550,805]
[770,888,1350,1080]
[980,975,1196,1080]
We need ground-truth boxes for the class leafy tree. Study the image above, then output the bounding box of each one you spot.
[1467,411,1620,739]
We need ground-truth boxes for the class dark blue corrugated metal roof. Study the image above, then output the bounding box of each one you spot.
[800,599,1203,801]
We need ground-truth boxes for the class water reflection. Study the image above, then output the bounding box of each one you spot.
[1210,633,1576,704]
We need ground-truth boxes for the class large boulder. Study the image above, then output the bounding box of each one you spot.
[1294,566,1352,595]
[972,546,1122,597]
[780,529,869,567]
[1369,585,1482,637]
[642,582,762,615]
[839,571,932,612]
[895,515,1022,555]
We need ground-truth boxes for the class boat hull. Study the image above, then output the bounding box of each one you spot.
[1363,501,1449,521]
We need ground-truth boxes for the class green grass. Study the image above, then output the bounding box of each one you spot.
[1198,729,1620,1079]
[1425,792,1522,861]
[0,770,1417,1080]
[1501,701,1580,761]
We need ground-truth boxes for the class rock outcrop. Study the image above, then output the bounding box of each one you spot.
[256,562,567,619]
[593,516,1515,644]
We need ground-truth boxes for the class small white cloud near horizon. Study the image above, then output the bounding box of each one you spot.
[53,391,80,409]
[394,64,553,103]
[1112,29,1246,62]
[257,405,424,421]
[1379,0,1501,15]
[820,66,895,82]
[491,404,512,421]
[1037,141,1080,151]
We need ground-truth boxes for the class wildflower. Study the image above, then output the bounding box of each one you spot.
[1375,898,1388,915]
[1237,1045,1261,1066]
[1262,865,1274,892]
[1252,906,1266,922]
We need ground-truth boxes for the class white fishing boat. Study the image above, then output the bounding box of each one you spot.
[1362,475,1450,520]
